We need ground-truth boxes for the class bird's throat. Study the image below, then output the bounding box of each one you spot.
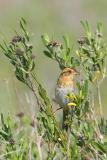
[57,76,75,88]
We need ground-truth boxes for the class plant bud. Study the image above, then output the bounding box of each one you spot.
[96,31,103,38]
[27,44,33,49]
[9,138,15,145]
[30,54,35,59]
[30,120,35,127]
[16,112,24,118]
[16,48,24,55]
[77,37,86,45]
[12,35,22,43]
[47,40,61,47]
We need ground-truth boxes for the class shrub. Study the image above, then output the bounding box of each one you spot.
[0,18,107,159]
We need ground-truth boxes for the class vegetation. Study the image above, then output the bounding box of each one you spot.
[0,18,107,159]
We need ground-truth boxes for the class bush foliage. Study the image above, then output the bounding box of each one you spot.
[0,18,107,159]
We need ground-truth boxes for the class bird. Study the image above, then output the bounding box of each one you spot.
[55,67,78,130]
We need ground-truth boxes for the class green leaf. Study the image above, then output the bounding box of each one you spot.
[97,22,102,33]
[63,35,71,58]
[41,34,49,46]
[93,141,107,154]
[82,80,88,97]
[0,114,13,141]
[21,17,27,25]
[81,20,90,32]
[38,84,52,111]
[28,60,35,71]
[0,43,7,52]
[44,50,53,59]
[20,18,29,41]
[15,68,27,83]
[81,20,91,40]
[1,114,8,132]
[63,35,70,50]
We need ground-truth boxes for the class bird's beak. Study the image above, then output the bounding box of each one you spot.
[74,71,79,75]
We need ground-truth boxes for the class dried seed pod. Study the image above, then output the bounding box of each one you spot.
[16,48,24,55]
[96,31,103,38]
[12,35,22,43]
[47,40,61,47]
[27,44,33,49]
[30,54,35,59]
[16,112,24,118]
[30,120,35,127]
[77,37,86,45]
[9,138,15,145]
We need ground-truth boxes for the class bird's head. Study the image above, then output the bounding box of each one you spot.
[60,68,79,77]
[57,68,79,87]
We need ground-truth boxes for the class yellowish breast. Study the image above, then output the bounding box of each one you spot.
[57,76,75,88]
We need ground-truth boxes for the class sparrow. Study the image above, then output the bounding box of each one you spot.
[55,67,78,129]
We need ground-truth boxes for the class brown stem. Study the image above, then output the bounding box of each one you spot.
[27,74,41,108]
[97,80,103,117]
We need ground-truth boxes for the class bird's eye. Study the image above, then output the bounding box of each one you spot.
[68,70,72,74]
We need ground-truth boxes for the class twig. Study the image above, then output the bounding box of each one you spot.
[31,73,40,85]
[27,74,41,108]
[28,137,32,160]
[90,91,102,139]
[97,80,103,117]
[34,119,44,160]
[0,149,20,159]
[28,128,35,160]
[67,129,71,159]
[53,107,62,114]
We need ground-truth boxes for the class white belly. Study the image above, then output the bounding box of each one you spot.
[55,87,74,107]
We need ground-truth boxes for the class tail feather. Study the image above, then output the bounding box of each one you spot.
[62,106,69,130]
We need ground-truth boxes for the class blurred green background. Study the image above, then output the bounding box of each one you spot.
[0,0,107,117]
